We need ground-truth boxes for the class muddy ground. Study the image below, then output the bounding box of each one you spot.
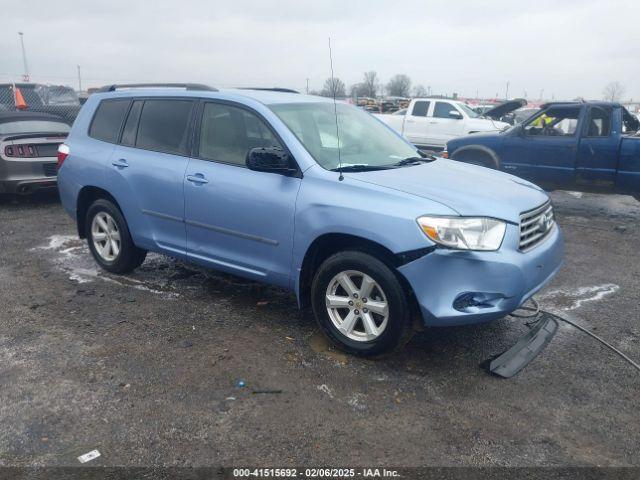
[0,190,638,467]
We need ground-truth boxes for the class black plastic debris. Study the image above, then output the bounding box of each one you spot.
[486,313,558,378]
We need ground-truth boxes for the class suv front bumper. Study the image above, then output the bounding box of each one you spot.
[398,223,564,327]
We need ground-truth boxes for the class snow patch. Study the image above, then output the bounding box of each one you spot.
[539,283,619,311]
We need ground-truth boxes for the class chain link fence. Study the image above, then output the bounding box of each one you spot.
[0,83,82,125]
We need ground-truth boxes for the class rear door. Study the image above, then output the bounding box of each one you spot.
[402,100,431,147]
[184,101,301,287]
[575,105,618,188]
[105,98,195,257]
[427,101,466,147]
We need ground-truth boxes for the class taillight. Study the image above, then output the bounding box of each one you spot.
[57,143,70,169]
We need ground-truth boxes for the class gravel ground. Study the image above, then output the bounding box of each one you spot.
[0,190,638,467]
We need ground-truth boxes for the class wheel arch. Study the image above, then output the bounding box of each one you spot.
[450,145,501,169]
[296,232,423,311]
[76,186,122,239]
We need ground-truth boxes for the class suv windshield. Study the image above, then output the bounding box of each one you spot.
[270,102,418,170]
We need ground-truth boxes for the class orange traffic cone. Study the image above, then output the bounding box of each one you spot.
[14,87,28,110]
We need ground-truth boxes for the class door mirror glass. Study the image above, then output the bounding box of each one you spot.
[448,110,463,120]
[246,147,296,175]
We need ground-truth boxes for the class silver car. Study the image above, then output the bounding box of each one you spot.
[0,111,69,194]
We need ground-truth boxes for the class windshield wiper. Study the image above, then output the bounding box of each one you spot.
[330,164,392,172]
[393,156,435,167]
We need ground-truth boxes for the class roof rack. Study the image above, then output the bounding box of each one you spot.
[97,83,217,93]
[238,87,300,94]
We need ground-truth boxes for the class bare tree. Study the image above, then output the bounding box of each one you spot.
[412,84,428,97]
[320,77,346,98]
[361,71,379,98]
[386,74,412,97]
[349,83,366,98]
[603,81,626,102]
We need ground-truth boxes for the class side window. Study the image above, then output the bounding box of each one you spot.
[411,101,430,117]
[136,100,194,155]
[89,99,130,143]
[433,102,457,119]
[585,107,611,137]
[199,103,282,166]
[120,100,143,147]
[524,107,581,136]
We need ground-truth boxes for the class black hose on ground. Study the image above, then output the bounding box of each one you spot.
[510,298,640,374]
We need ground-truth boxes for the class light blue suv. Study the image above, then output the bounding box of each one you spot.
[57,84,564,356]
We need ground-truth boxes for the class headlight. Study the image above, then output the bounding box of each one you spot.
[417,216,506,251]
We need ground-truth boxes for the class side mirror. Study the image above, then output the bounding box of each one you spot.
[246,147,297,175]
[449,110,463,120]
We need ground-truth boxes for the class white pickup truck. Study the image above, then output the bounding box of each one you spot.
[375,98,521,150]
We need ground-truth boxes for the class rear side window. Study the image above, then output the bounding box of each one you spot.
[121,100,143,147]
[585,106,611,137]
[135,100,194,155]
[411,101,430,117]
[89,99,130,143]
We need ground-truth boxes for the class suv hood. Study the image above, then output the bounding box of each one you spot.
[346,159,548,223]
[483,98,527,119]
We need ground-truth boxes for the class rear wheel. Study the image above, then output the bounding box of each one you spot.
[311,251,413,356]
[85,198,146,274]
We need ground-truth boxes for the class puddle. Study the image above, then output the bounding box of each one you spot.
[308,330,350,365]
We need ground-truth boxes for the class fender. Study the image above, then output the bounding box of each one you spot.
[451,144,501,170]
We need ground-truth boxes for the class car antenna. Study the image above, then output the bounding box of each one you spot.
[328,37,343,181]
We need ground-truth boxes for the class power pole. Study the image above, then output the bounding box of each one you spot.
[305,78,309,94]
[77,65,82,92]
[18,32,29,82]
[505,81,510,100]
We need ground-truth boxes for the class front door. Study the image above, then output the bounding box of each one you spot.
[427,101,467,147]
[501,105,583,186]
[184,101,301,288]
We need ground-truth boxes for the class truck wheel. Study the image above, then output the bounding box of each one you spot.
[85,198,147,274]
[311,251,413,356]
[451,150,496,169]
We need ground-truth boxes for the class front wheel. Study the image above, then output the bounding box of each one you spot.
[311,251,413,356]
[85,198,147,274]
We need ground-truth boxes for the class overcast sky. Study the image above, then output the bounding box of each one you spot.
[2,0,639,101]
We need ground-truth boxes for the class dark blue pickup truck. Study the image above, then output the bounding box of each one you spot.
[444,102,640,200]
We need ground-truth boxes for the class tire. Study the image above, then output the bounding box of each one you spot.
[85,198,146,274]
[311,250,413,356]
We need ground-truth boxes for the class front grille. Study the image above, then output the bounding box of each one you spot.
[42,163,57,177]
[519,201,555,251]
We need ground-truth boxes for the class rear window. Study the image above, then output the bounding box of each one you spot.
[411,101,430,117]
[0,120,69,135]
[135,100,194,155]
[89,99,130,143]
